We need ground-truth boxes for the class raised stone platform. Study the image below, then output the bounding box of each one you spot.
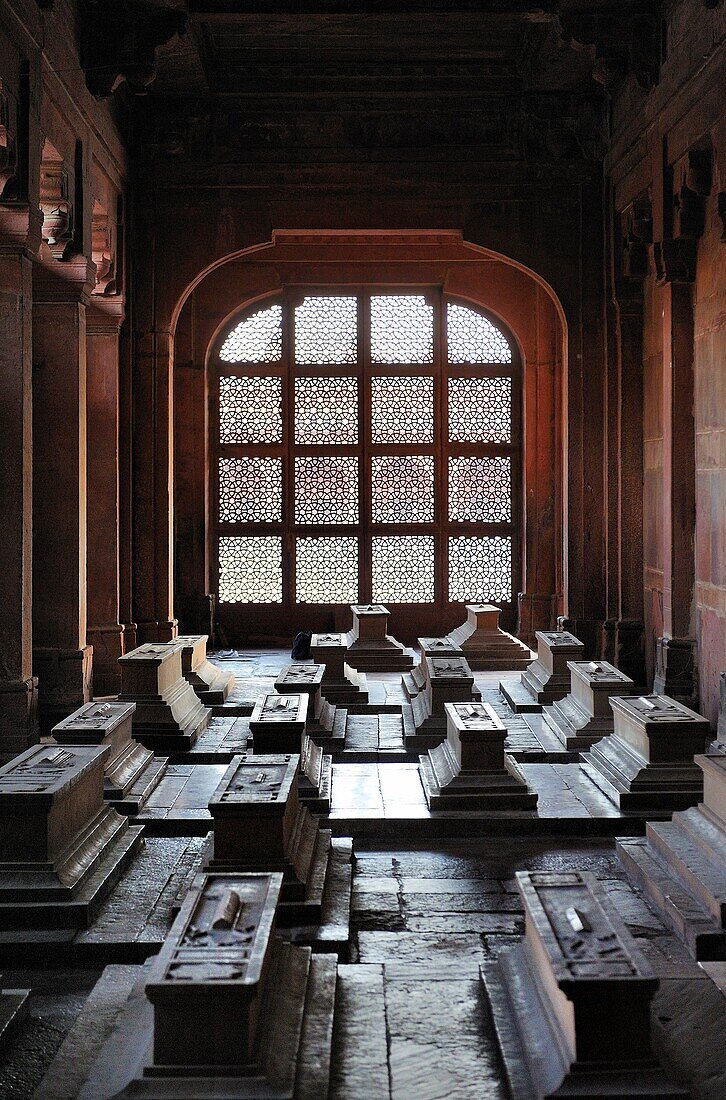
[172,634,235,705]
[311,632,369,705]
[446,604,532,670]
[344,604,413,672]
[581,694,712,814]
[52,701,167,814]
[408,655,476,750]
[618,753,726,960]
[118,643,211,753]
[500,630,584,712]
[0,744,143,929]
[542,659,636,753]
[419,702,537,811]
[481,870,688,1099]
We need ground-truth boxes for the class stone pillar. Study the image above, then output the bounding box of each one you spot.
[0,231,39,759]
[32,265,94,729]
[86,299,125,695]
[654,279,697,704]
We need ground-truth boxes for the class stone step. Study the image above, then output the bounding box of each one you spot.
[646,816,726,925]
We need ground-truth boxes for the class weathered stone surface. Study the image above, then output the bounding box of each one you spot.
[172,635,235,705]
[582,693,712,813]
[542,659,636,753]
[249,692,308,754]
[118,644,211,753]
[52,701,166,814]
[344,606,413,672]
[419,702,537,812]
[446,605,532,671]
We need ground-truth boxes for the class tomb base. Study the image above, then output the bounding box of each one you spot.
[52,701,167,814]
[617,753,726,960]
[481,871,688,1099]
[118,643,211,753]
[343,605,413,672]
[581,694,711,814]
[542,660,635,753]
[446,604,532,670]
[498,677,543,713]
[0,676,39,764]
[174,635,235,705]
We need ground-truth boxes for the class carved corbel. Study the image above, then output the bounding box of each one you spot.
[673,148,712,239]
[81,3,188,97]
[0,79,18,200]
[39,160,75,261]
[621,193,652,280]
[652,238,697,285]
[91,204,116,294]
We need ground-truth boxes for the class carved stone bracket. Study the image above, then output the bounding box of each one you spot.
[0,79,18,201]
[620,192,652,280]
[81,3,188,97]
[652,238,698,285]
[556,11,660,92]
[673,148,712,240]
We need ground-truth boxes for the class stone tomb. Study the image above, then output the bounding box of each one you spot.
[419,702,537,811]
[118,643,211,753]
[51,700,167,814]
[249,692,308,754]
[311,632,369,705]
[274,662,342,748]
[343,604,413,672]
[542,660,636,754]
[403,640,482,704]
[500,629,584,713]
[618,753,726,959]
[299,734,332,813]
[446,603,532,670]
[408,655,477,750]
[0,744,143,928]
[88,871,336,1098]
[581,694,711,814]
[482,870,687,1099]
[172,634,235,705]
[206,753,341,933]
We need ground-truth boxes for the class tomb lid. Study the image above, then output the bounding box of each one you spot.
[146,872,283,994]
[52,700,136,735]
[275,663,325,687]
[351,604,388,615]
[311,633,345,647]
[427,655,474,681]
[465,603,500,613]
[210,754,298,809]
[0,743,109,800]
[250,693,308,724]
[567,660,633,683]
[119,642,184,663]
[418,637,461,652]
[172,634,208,648]
[610,694,709,725]
[446,701,505,732]
[535,630,584,648]
[517,871,655,986]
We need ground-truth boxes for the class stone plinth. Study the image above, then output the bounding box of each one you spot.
[0,743,142,928]
[275,662,325,722]
[118,643,211,753]
[409,656,476,749]
[173,635,235,705]
[299,735,332,813]
[617,753,726,959]
[446,604,532,670]
[51,701,167,814]
[482,871,687,1098]
[404,642,482,703]
[343,605,413,672]
[581,694,711,813]
[500,629,584,712]
[417,637,463,659]
[542,660,636,753]
[145,871,282,1074]
[419,702,537,811]
[310,633,369,705]
[207,753,332,927]
[249,693,308,754]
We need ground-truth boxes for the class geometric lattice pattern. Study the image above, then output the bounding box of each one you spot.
[295,296,358,364]
[448,456,511,523]
[294,456,359,524]
[372,536,435,602]
[370,295,434,364]
[370,375,434,443]
[219,375,283,444]
[218,536,283,603]
[219,304,283,363]
[446,303,512,363]
[218,457,282,523]
[448,535,512,602]
[294,376,358,444]
[371,455,435,523]
[296,536,359,603]
[448,376,512,443]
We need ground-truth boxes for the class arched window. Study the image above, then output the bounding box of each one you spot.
[211,288,520,629]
